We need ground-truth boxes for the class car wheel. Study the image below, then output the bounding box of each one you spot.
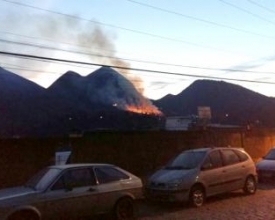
[189,185,205,207]
[114,197,134,220]
[8,211,39,220]
[243,176,257,194]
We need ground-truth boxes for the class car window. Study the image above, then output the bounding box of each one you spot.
[94,167,129,184]
[234,149,249,162]
[202,150,223,170]
[264,149,275,160]
[222,149,240,165]
[51,168,96,190]
[25,168,61,191]
[165,151,207,170]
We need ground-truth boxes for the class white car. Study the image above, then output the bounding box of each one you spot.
[145,147,257,207]
[0,163,143,220]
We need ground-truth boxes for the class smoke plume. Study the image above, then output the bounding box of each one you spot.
[0,10,144,93]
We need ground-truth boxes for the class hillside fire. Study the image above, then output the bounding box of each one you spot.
[125,104,162,116]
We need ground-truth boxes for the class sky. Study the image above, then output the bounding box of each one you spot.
[0,0,275,99]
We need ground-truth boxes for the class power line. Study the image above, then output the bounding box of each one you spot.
[0,38,121,61]
[0,64,62,75]
[0,30,124,57]
[247,0,275,14]
[1,50,275,85]
[2,0,275,76]
[0,61,189,86]
[1,0,232,52]
[1,65,145,85]
[220,0,275,26]
[126,0,275,39]
[2,37,275,75]
[0,0,258,54]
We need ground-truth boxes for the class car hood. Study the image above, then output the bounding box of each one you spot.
[256,159,275,170]
[149,168,197,184]
[0,186,37,205]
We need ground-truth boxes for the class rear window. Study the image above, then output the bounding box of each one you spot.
[94,167,129,184]
[234,149,249,162]
[222,149,240,165]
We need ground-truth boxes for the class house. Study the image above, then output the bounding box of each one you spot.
[165,116,193,131]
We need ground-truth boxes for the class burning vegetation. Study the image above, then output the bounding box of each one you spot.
[125,104,162,116]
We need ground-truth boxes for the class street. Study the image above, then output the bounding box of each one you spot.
[136,182,275,220]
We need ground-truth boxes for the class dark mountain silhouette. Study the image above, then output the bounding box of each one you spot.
[46,67,162,134]
[0,66,162,138]
[0,67,52,137]
[153,80,275,127]
[2,65,275,137]
[48,67,160,114]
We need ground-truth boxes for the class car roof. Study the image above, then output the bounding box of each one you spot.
[185,147,245,153]
[48,163,115,170]
[185,148,210,152]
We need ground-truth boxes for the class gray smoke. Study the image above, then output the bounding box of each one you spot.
[0,10,144,93]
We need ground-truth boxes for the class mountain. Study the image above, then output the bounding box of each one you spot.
[48,67,160,114]
[84,67,161,114]
[2,65,275,138]
[153,80,275,127]
[0,67,51,137]
[46,67,163,134]
[0,66,162,137]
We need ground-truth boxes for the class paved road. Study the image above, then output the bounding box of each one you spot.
[135,183,275,220]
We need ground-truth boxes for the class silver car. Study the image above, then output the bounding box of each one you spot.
[0,163,143,220]
[145,147,257,207]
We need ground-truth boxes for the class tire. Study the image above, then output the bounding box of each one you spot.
[114,197,134,220]
[8,211,39,220]
[258,176,263,183]
[189,185,205,207]
[243,176,257,194]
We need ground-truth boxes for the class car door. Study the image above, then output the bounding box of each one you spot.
[35,167,99,220]
[220,149,244,191]
[200,149,226,196]
[93,166,131,213]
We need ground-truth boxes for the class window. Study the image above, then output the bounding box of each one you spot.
[26,168,61,191]
[222,149,240,165]
[264,149,275,160]
[234,149,248,162]
[202,150,223,170]
[51,168,96,190]
[94,167,129,184]
[165,151,207,170]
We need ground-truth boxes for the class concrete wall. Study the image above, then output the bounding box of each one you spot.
[0,128,275,189]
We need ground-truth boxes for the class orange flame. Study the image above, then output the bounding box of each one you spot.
[125,105,162,116]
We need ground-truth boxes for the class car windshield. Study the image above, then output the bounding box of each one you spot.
[25,168,61,191]
[165,150,207,170]
[264,149,275,160]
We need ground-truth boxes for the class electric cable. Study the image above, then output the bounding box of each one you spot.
[1,50,275,85]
